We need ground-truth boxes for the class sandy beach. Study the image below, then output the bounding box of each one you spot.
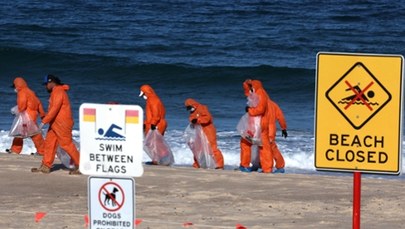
[0,153,404,229]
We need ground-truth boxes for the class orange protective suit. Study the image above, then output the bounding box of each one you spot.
[185,98,224,169]
[240,79,273,173]
[140,85,167,135]
[10,77,45,154]
[268,99,287,169]
[41,84,80,169]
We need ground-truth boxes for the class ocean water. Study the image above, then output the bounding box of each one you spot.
[0,0,404,177]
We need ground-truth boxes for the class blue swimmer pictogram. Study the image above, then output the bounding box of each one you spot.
[96,124,126,141]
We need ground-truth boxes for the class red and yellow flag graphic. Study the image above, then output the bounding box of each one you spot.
[125,110,139,124]
[83,108,96,122]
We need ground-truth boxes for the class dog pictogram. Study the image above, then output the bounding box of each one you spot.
[98,182,125,212]
[103,187,119,207]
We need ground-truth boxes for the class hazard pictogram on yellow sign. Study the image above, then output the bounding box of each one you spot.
[326,62,391,130]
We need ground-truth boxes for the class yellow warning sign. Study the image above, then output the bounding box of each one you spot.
[315,52,403,174]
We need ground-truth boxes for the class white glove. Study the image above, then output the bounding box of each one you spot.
[10,106,18,115]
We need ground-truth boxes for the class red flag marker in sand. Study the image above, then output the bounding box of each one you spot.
[135,218,143,225]
[183,222,193,227]
[35,212,47,222]
[84,215,89,227]
[236,223,247,229]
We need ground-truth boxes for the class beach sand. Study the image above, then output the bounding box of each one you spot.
[0,153,404,229]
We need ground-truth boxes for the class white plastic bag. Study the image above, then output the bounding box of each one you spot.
[56,140,80,169]
[236,113,262,146]
[9,110,40,138]
[143,130,175,165]
[236,92,262,145]
[184,124,216,169]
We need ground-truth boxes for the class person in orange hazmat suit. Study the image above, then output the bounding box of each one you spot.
[31,75,80,175]
[139,84,168,165]
[240,79,273,173]
[7,77,45,155]
[268,98,288,173]
[139,84,167,135]
[185,98,224,169]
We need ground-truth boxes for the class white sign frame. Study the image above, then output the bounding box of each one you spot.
[79,103,144,177]
[88,176,135,229]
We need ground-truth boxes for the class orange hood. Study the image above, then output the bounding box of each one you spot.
[13,77,28,91]
[251,79,264,92]
[61,84,70,91]
[184,98,200,108]
[243,79,265,96]
[140,84,157,98]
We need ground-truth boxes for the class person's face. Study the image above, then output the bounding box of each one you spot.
[45,82,55,93]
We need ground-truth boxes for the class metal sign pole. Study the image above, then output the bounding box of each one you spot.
[352,171,361,229]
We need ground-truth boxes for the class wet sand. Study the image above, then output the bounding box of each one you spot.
[0,152,404,229]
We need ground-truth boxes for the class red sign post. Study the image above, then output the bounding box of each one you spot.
[352,172,361,229]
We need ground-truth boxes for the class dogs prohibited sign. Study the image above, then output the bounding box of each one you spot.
[315,52,404,174]
[89,177,135,229]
